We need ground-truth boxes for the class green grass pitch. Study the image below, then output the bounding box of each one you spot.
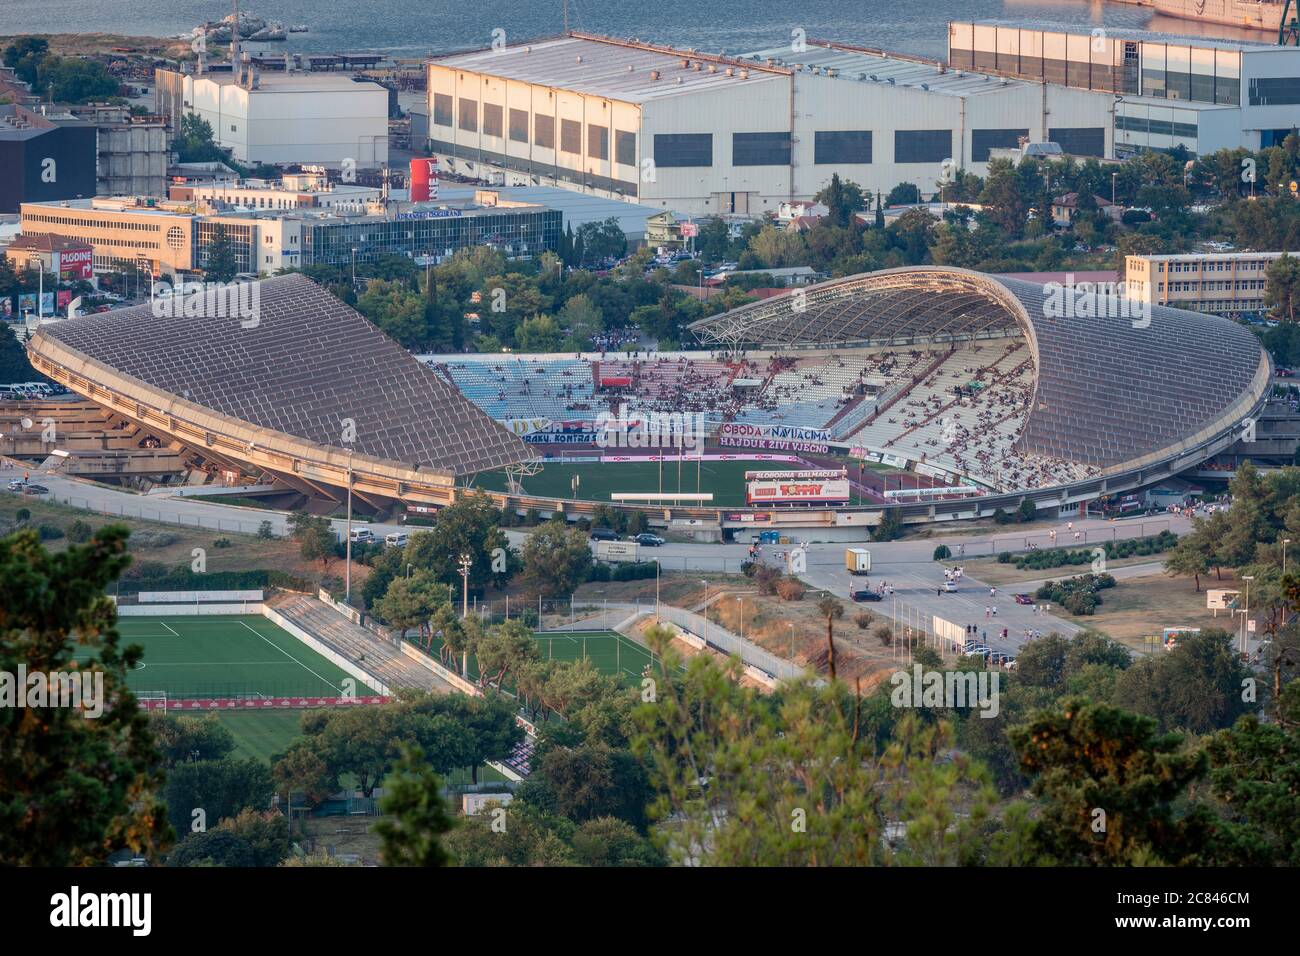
[97,615,368,701]
[466,458,803,508]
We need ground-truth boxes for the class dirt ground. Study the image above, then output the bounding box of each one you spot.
[0,493,339,585]
[1074,571,1254,653]
[1,33,194,59]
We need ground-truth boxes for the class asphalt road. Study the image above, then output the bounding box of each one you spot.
[5,459,1200,660]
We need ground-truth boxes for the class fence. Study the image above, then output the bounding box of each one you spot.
[47,492,278,536]
[649,603,803,683]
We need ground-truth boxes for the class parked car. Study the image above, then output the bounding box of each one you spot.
[384,531,409,548]
[590,527,619,542]
[349,527,375,543]
[943,580,958,592]
[22,483,49,495]
[1014,593,1034,605]
[634,533,665,546]
[7,479,25,491]
[851,589,883,602]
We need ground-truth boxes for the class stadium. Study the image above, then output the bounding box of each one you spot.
[20,266,1270,536]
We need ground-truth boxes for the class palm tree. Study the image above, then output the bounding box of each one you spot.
[817,596,845,681]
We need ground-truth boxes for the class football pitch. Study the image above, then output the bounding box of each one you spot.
[467,458,802,507]
[95,615,366,701]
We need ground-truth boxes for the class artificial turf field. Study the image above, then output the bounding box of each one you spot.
[96,617,660,760]
[467,458,802,507]
[100,615,365,701]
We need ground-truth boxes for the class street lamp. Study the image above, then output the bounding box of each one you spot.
[1241,574,1255,656]
[459,553,473,618]
[344,449,354,603]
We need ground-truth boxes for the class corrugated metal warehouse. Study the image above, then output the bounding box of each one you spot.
[425,31,1113,216]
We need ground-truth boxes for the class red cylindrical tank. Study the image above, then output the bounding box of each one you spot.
[409,157,439,202]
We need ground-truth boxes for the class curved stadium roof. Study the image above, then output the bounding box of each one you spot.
[28,274,531,488]
[690,266,1271,471]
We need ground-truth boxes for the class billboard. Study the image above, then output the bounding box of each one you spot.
[746,469,850,505]
[54,246,93,280]
[720,434,830,454]
[721,422,831,443]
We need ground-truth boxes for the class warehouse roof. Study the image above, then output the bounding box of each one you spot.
[743,40,1027,97]
[432,33,788,103]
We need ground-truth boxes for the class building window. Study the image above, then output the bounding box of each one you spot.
[433,93,453,127]
[509,108,529,143]
[458,98,477,133]
[894,129,952,164]
[615,130,636,166]
[733,132,791,166]
[971,128,1028,163]
[535,114,555,149]
[1049,127,1105,157]
[653,133,712,168]
[483,103,503,138]
[588,125,609,161]
[814,130,872,164]
[1249,76,1300,106]
[560,119,582,154]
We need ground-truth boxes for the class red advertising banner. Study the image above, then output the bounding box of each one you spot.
[140,695,391,711]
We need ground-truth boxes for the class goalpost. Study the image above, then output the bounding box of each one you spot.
[137,691,168,713]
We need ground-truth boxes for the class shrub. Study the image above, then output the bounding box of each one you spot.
[774,577,805,601]
[753,565,782,596]
[1017,499,1037,523]
[131,530,180,549]
[991,508,1013,525]
[520,607,540,628]
[37,523,64,541]
[997,551,1012,564]
[740,560,759,579]
[67,519,93,543]
[874,624,893,646]
[14,508,30,523]
[854,613,872,630]
[213,537,233,549]
[932,544,951,561]
[256,520,275,539]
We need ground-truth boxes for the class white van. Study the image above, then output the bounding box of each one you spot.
[349,527,375,544]
[385,531,408,548]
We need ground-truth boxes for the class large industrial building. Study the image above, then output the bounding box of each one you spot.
[949,21,1300,155]
[156,63,390,169]
[424,32,1112,217]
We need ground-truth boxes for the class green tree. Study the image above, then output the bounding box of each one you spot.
[519,521,593,599]
[162,756,274,836]
[375,744,454,867]
[1266,252,1300,323]
[151,713,236,766]
[0,525,171,865]
[1008,696,1213,865]
[204,223,238,282]
[814,174,866,228]
[356,278,428,348]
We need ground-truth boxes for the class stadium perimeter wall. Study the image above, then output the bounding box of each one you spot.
[118,603,266,616]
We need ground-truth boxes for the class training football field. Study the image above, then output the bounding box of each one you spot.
[467,458,802,507]
[91,614,364,701]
